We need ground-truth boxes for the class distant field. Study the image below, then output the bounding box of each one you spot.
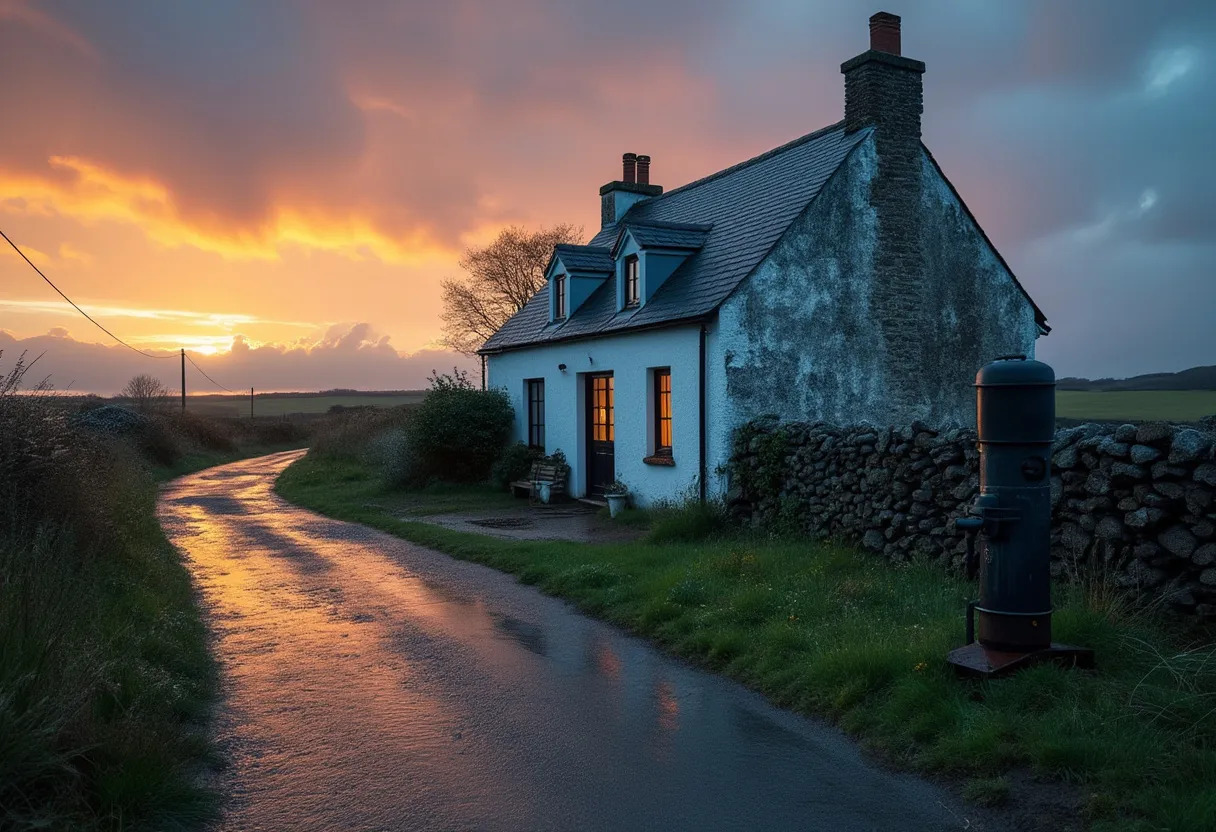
[189,393,426,418]
[1056,390,1216,422]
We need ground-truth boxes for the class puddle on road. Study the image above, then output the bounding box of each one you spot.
[158,452,969,832]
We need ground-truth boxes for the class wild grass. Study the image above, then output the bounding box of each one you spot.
[1056,390,1216,423]
[1,351,304,831]
[278,451,1216,831]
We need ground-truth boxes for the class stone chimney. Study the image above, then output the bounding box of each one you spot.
[842,12,928,418]
[842,12,924,135]
[600,152,662,228]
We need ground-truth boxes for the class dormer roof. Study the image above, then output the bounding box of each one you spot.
[611,221,711,256]
[549,244,613,275]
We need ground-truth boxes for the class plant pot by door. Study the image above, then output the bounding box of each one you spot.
[605,493,627,518]
[536,481,552,504]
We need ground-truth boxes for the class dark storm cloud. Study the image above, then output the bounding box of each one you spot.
[1,0,1212,378]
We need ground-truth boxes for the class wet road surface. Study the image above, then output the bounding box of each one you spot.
[159,451,981,832]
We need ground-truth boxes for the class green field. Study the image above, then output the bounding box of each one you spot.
[188,392,426,418]
[1056,390,1216,422]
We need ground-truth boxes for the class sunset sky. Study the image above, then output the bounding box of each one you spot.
[1,0,1213,393]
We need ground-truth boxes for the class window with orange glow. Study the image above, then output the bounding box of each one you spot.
[591,375,613,442]
[654,368,672,454]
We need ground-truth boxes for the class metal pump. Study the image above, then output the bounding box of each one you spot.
[946,355,1094,678]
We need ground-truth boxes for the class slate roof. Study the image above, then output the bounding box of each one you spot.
[481,121,872,353]
[614,221,712,253]
[551,244,613,273]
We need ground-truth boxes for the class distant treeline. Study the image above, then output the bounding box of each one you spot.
[1057,365,1216,392]
[188,389,428,400]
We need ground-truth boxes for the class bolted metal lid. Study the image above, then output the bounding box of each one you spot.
[975,354,1055,388]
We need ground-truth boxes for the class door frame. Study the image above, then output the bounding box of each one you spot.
[585,372,615,496]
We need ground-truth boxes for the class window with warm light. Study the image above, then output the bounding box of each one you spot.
[554,274,567,319]
[624,255,640,307]
[654,368,672,455]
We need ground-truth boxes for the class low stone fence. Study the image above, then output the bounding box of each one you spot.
[727,419,1216,618]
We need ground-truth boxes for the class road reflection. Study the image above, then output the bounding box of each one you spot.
[158,451,970,832]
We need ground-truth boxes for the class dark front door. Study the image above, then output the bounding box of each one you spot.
[586,373,615,496]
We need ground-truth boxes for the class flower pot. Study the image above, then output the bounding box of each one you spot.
[536,481,552,504]
[605,493,628,518]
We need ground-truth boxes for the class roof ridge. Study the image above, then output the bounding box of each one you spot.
[555,242,610,250]
[623,219,713,232]
[633,119,854,210]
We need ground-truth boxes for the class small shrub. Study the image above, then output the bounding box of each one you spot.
[249,418,309,446]
[310,406,411,462]
[371,428,418,489]
[491,442,542,489]
[163,411,238,452]
[401,380,513,486]
[648,497,732,544]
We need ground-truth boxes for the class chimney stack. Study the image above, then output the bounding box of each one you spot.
[841,12,923,135]
[841,12,927,419]
[600,152,662,228]
[636,155,651,185]
[869,11,901,55]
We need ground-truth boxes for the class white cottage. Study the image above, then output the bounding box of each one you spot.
[480,12,1047,507]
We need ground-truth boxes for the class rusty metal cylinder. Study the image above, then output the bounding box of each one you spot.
[972,355,1055,651]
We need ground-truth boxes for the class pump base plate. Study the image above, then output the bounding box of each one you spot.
[947,642,1095,679]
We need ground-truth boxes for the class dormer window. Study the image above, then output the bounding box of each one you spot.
[554,274,567,319]
[624,256,640,307]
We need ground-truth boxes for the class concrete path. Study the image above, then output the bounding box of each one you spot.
[159,451,992,832]
[416,503,644,544]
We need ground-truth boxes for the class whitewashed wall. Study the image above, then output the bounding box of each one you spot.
[486,324,723,507]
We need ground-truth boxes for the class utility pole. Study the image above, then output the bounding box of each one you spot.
[181,348,186,414]
[250,387,254,419]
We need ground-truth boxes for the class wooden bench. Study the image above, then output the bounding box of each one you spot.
[510,462,566,502]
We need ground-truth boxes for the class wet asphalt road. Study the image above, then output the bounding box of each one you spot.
[159,451,979,832]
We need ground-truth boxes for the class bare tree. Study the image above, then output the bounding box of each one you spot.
[122,373,170,413]
[441,223,582,354]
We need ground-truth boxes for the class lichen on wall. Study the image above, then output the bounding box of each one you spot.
[716,136,1039,429]
[718,138,884,427]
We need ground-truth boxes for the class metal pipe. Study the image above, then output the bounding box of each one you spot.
[698,323,707,504]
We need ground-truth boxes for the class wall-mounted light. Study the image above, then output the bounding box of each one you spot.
[558,363,567,372]
[588,354,594,364]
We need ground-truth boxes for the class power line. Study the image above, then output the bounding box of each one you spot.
[0,227,173,360]
[185,352,235,393]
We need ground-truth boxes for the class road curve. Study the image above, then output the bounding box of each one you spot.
[159,451,981,832]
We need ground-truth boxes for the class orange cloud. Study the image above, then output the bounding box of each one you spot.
[0,156,456,265]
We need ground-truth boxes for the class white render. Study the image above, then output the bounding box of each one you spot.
[487,324,721,507]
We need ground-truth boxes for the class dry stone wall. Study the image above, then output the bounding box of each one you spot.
[727,418,1216,619]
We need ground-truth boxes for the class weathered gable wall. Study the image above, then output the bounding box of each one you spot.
[914,154,1039,422]
[716,138,883,428]
[716,136,1038,429]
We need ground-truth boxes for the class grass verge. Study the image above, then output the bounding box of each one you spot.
[2,363,311,831]
[277,453,1216,831]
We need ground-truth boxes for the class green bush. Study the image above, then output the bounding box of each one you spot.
[399,372,513,486]
[309,406,411,462]
[491,442,542,489]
